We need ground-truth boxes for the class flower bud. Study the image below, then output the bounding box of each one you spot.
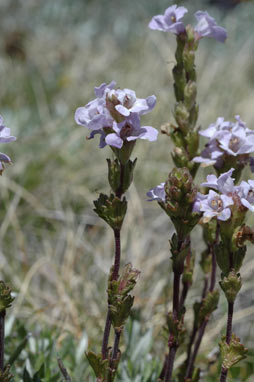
[200,249,212,275]
[219,271,242,303]
[184,81,197,110]
[93,193,127,230]
[198,290,219,325]
[174,102,189,134]
[162,168,199,236]
[166,311,186,346]
[107,158,137,195]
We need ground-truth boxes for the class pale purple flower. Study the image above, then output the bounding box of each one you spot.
[199,117,233,140]
[193,192,208,213]
[198,190,233,222]
[193,116,254,168]
[218,125,254,157]
[0,117,16,144]
[148,5,187,34]
[75,82,157,150]
[201,168,235,194]
[194,11,227,43]
[106,88,156,117]
[192,139,223,167]
[235,180,254,212]
[0,116,16,173]
[147,182,166,202]
[87,129,107,148]
[94,81,116,98]
[105,114,158,149]
[75,82,115,131]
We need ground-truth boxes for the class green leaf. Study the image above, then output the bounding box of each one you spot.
[86,351,109,380]
[8,334,29,366]
[220,334,248,369]
[93,193,127,230]
[23,367,32,382]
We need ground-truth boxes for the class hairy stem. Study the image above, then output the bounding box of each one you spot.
[219,302,234,382]
[0,310,5,371]
[101,229,121,359]
[179,244,192,310]
[185,241,217,380]
[185,318,208,379]
[111,329,121,361]
[164,269,182,382]
[164,346,177,382]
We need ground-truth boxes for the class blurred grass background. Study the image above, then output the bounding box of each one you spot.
[0,0,254,380]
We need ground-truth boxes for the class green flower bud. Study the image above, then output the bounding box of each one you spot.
[182,254,195,284]
[166,312,186,346]
[185,128,200,158]
[107,158,137,195]
[0,281,14,312]
[185,25,196,46]
[184,81,197,110]
[215,242,246,274]
[93,193,127,230]
[174,102,189,134]
[200,249,212,275]
[219,334,248,370]
[159,168,200,236]
[183,49,196,80]
[203,219,217,244]
[188,104,199,129]
[198,290,219,325]
[219,271,242,303]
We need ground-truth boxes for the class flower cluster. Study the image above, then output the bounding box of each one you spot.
[194,168,254,222]
[193,116,254,171]
[148,5,227,43]
[75,81,157,149]
[0,115,16,174]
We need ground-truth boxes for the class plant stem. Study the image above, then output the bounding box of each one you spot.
[164,346,177,382]
[185,318,208,379]
[164,268,182,382]
[185,241,217,380]
[226,302,234,344]
[179,244,192,310]
[0,310,5,371]
[111,329,121,361]
[101,312,112,359]
[219,301,234,382]
[101,229,121,359]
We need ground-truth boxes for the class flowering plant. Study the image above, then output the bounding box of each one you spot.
[73,4,251,382]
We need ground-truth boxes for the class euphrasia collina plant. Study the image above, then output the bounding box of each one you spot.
[147,4,252,382]
[76,4,253,382]
[75,82,157,380]
[0,116,16,381]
